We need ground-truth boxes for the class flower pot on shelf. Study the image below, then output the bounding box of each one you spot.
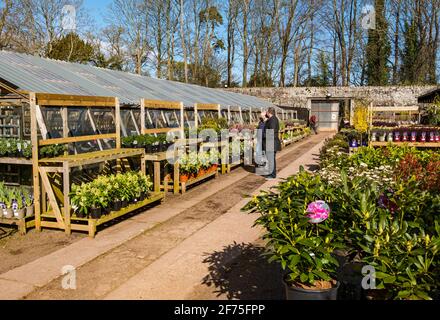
[113,200,122,212]
[410,132,417,142]
[145,145,153,153]
[121,200,129,208]
[75,210,87,219]
[25,205,34,217]
[394,132,400,142]
[402,132,408,142]
[16,208,26,219]
[388,132,393,142]
[283,277,340,300]
[5,208,14,219]
[101,206,111,216]
[90,207,102,219]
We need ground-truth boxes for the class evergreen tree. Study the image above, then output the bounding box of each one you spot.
[366,0,391,86]
[47,33,95,64]
[317,52,331,86]
[400,20,419,84]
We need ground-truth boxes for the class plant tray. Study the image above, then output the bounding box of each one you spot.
[40,192,164,237]
[179,170,217,194]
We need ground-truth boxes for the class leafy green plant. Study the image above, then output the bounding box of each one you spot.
[70,172,153,216]
[39,144,67,158]
[243,169,343,287]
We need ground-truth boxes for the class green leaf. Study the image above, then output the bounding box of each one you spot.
[289,254,301,266]
[415,291,432,301]
[313,270,331,281]
[397,290,411,299]
[300,273,308,283]
[383,276,396,284]
[374,272,391,279]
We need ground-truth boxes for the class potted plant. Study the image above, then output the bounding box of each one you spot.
[378,130,386,142]
[24,189,34,217]
[179,152,199,182]
[242,170,342,300]
[15,193,26,219]
[4,190,14,219]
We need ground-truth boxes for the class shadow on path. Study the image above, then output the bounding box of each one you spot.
[201,242,284,300]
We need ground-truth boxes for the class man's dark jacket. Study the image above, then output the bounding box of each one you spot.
[263,115,282,152]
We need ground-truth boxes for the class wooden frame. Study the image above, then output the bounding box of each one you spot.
[140,99,184,194]
[30,93,163,237]
[194,103,221,130]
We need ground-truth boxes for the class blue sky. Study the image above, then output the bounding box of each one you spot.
[84,0,110,27]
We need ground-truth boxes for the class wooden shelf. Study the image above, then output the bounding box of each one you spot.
[370,141,440,148]
[39,148,145,168]
[0,157,32,165]
[0,216,35,235]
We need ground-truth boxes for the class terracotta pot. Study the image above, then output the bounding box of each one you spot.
[180,174,189,183]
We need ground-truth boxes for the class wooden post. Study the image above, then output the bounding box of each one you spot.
[115,97,121,149]
[180,102,185,139]
[194,104,198,130]
[63,162,71,235]
[30,92,41,232]
[174,162,180,195]
[140,99,146,133]
[153,161,161,193]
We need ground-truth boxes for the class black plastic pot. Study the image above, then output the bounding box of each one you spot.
[283,278,340,300]
[145,145,153,153]
[139,193,146,201]
[75,210,87,219]
[121,200,128,208]
[90,207,102,219]
[113,200,122,212]
[102,206,111,216]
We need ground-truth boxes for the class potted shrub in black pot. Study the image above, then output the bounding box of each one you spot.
[242,170,343,300]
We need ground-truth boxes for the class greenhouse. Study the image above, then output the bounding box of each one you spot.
[0,51,308,237]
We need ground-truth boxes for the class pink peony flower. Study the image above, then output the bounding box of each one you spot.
[306,201,330,224]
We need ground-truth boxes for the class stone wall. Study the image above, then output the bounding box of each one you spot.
[225,86,438,108]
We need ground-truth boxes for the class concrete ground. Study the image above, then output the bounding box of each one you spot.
[0,132,330,300]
